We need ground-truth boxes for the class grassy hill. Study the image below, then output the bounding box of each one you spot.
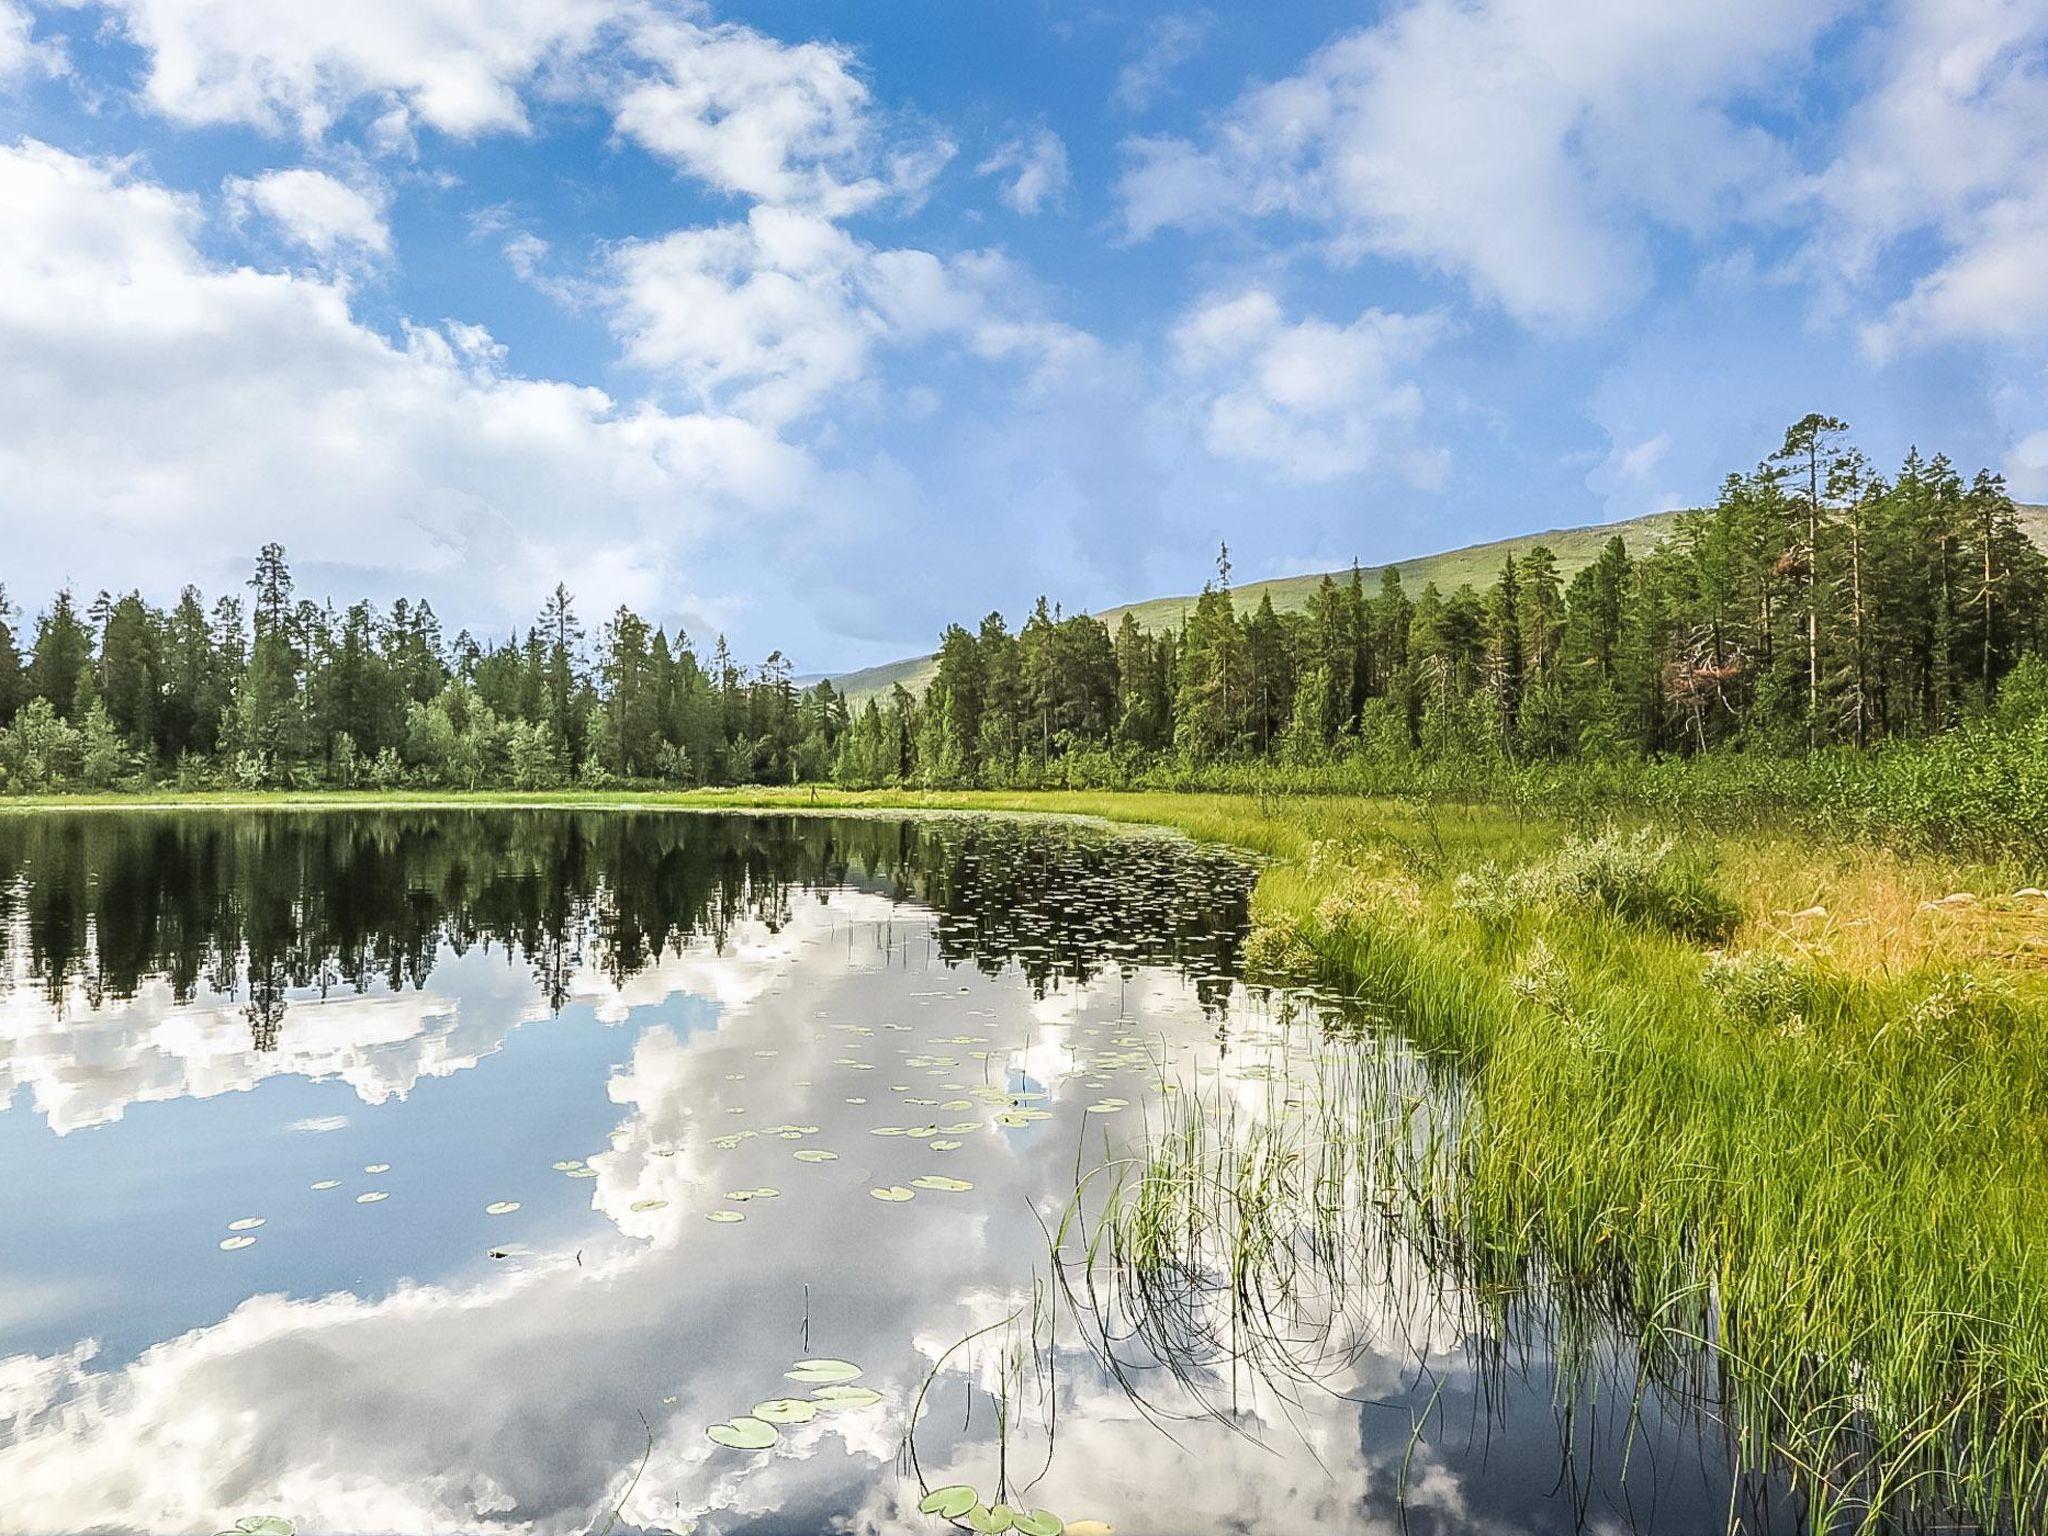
[827,504,2048,704]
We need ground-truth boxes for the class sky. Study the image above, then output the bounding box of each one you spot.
[1,0,2045,671]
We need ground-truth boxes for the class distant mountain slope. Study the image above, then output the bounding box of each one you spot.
[826,504,2048,704]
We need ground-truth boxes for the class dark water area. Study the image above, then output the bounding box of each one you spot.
[0,810,1808,1535]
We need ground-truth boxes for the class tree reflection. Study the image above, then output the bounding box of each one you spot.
[0,811,1255,1046]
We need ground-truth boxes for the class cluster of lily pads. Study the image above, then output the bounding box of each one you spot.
[916,1485,1111,1536]
[220,1161,408,1251]
[704,1358,885,1450]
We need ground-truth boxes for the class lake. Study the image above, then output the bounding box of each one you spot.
[0,810,1805,1535]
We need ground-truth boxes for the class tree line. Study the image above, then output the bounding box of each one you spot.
[2,416,2043,796]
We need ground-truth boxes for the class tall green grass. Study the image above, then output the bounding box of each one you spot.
[1239,841,2048,1530]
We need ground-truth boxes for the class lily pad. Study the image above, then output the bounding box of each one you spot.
[355,1192,389,1204]
[809,1384,883,1409]
[793,1149,838,1163]
[968,1504,1015,1534]
[234,1519,296,1536]
[551,1160,585,1172]
[1063,1523,1115,1535]
[869,1185,915,1202]
[707,1210,745,1223]
[750,1397,818,1424]
[919,1486,977,1519]
[218,1235,256,1252]
[629,1198,668,1212]
[565,1167,599,1179]
[929,1139,963,1151]
[705,1417,778,1450]
[226,1217,265,1232]
[310,1180,340,1191]
[485,1202,521,1216]
[363,1164,391,1174]
[1014,1511,1065,1536]
[785,1358,862,1384]
[911,1175,973,1192]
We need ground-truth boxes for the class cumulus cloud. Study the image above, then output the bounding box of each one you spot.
[1,0,65,82]
[607,204,1094,425]
[1170,288,1444,483]
[0,138,805,632]
[1816,0,2048,356]
[64,0,626,137]
[976,126,1070,215]
[614,11,952,215]
[224,167,390,257]
[1112,9,1213,114]
[1118,0,1836,327]
[2009,427,2048,500]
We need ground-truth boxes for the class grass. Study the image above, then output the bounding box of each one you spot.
[10,783,2048,1527]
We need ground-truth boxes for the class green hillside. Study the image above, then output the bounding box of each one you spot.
[828,504,2048,704]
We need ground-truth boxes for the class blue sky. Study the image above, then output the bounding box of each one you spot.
[2,0,2045,670]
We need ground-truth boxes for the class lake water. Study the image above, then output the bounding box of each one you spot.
[0,810,1804,1536]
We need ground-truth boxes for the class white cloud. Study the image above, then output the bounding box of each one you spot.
[976,126,1070,215]
[1113,10,1213,114]
[1614,432,1671,482]
[224,167,390,257]
[65,0,627,137]
[1119,0,1837,327]
[2009,427,2048,499]
[1171,287,1444,483]
[614,12,950,215]
[607,204,1094,425]
[1,0,65,82]
[1818,0,2048,355]
[0,138,806,632]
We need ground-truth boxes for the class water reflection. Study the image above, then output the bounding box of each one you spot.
[0,811,1789,1535]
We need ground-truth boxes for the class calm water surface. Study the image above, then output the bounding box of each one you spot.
[0,811,1797,1535]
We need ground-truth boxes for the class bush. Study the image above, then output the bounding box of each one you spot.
[1456,827,1741,943]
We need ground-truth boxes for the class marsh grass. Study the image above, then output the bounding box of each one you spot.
[1261,873,2048,1529]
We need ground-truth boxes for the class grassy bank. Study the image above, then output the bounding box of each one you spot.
[9,786,2046,1525]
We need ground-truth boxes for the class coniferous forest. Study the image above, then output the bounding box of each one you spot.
[5,417,2046,833]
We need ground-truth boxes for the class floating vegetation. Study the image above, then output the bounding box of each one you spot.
[793,1149,838,1162]
[309,1180,340,1191]
[705,1417,777,1450]
[212,1518,294,1536]
[785,1359,862,1384]
[629,1198,668,1212]
[750,1397,818,1424]
[869,1185,915,1202]
[362,1164,390,1174]
[910,1175,972,1192]
[706,1210,745,1224]
[810,1383,882,1409]
[918,1485,977,1519]
[226,1217,265,1232]
[551,1160,585,1172]
[485,1202,521,1216]
[355,1192,389,1204]
[218,1235,256,1252]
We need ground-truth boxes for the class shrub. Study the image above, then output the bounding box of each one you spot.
[1456,827,1741,943]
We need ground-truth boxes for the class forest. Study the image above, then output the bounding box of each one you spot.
[3,416,2045,801]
